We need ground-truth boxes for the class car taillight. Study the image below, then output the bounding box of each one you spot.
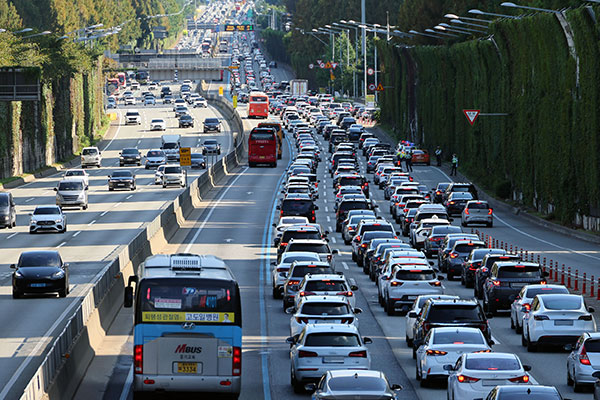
[479,323,487,332]
[348,350,367,357]
[488,208,493,215]
[464,209,469,215]
[429,281,442,287]
[276,267,288,273]
[403,208,409,213]
[423,322,431,332]
[296,317,309,324]
[390,281,403,287]
[580,345,592,365]
[287,280,300,286]
[492,280,501,286]
[340,317,354,324]
[280,242,288,247]
[134,345,143,374]
[449,201,455,205]
[457,375,480,383]
[436,190,441,195]
[280,210,283,216]
[534,315,549,321]
[508,375,530,383]
[579,315,593,321]
[337,291,354,297]
[298,350,318,357]
[299,291,315,297]
[426,349,447,356]
[450,252,459,259]
[232,346,241,376]
[361,243,367,248]
[522,303,531,312]
[429,237,441,242]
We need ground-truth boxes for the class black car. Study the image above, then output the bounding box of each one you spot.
[12,250,69,298]
[0,192,16,229]
[483,261,548,314]
[444,192,474,215]
[443,182,479,203]
[190,153,206,169]
[432,182,451,203]
[335,198,373,231]
[160,86,172,98]
[445,239,486,279]
[202,139,221,155]
[269,61,277,68]
[203,117,221,133]
[461,248,506,288]
[179,114,194,128]
[277,195,319,223]
[119,148,141,166]
[474,253,522,299]
[411,298,493,358]
[108,170,136,191]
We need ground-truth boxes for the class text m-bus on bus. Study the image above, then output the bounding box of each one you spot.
[248,127,278,168]
[247,91,269,119]
[124,253,242,399]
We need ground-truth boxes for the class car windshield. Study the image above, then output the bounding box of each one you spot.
[19,252,60,267]
[82,148,97,155]
[395,270,436,281]
[465,356,520,370]
[452,186,471,192]
[431,226,462,235]
[304,280,346,292]
[304,332,360,347]
[497,265,541,278]
[112,171,132,177]
[163,143,177,149]
[363,231,394,241]
[0,196,8,207]
[65,170,84,177]
[281,230,321,242]
[204,140,218,145]
[428,305,484,322]
[433,331,485,345]
[58,181,83,191]
[122,149,138,154]
[287,243,329,253]
[282,254,320,264]
[361,224,393,234]
[455,243,484,253]
[205,118,219,123]
[339,201,370,212]
[471,249,504,259]
[542,296,582,310]
[34,207,59,215]
[147,151,164,157]
[300,303,350,316]
[327,376,387,391]
[282,200,312,213]
[164,167,182,174]
[525,287,568,298]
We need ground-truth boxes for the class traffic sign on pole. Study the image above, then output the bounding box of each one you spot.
[367,67,374,76]
[308,63,314,69]
[463,109,481,126]
[331,62,338,70]
[325,61,332,69]
[376,83,384,92]
[368,83,376,91]
[179,147,191,166]
[319,62,325,69]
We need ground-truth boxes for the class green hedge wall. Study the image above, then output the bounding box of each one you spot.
[379,6,600,224]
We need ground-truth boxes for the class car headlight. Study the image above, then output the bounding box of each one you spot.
[14,270,23,278]
[55,219,63,223]
[30,219,36,225]
[52,270,65,279]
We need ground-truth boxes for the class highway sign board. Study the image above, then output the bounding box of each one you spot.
[366,95,375,107]
[224,24,254,32]
[463,109,480,125]
[368,83,376,91]
[179,147,191,166]
[367,67,374,76]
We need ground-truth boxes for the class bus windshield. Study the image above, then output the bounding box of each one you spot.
[137,280,240,325]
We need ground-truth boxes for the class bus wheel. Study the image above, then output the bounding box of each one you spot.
[272,162,277,168]
[249,162,255,167]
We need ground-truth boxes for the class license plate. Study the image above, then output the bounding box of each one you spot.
[259,156,265,159]
[323,356,344,364]
[482,379,501,386]
[555,320,573,326]
[177,362,197,373]
[30,283,47,287]
[407,295,418,300]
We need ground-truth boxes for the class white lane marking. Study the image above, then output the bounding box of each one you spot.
[7,232,17,239]
[342,262,349,270]
[56,242,66,248]
[88,220,96,226]
[100,210,109,217]
[325,206,328,212]
[25,198,34,203]
[184,167,250,253]
[326,216,331,222]
[73,231,81,237]
[126,195,133,199]
[113,202,122,208]
[434,166,600,262]
[324,199,327,203]
[119,365,134,400]
[102,111,122,151]
[491,335,501,345]
[328,226,334,232]
[331,237,337,243]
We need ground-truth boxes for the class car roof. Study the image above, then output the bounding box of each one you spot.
[429,298,479,306]
[495,385,558,394]
[288,238,328,244]
[493,261,539,268]
[303,323,359,334]
[281,251,321,259]
[464,352,518,360]
[304,274,346,281]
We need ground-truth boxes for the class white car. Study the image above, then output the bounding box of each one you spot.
[294,273,357,309]
[154,165,166,184]
[522,294,596,352]
[510,284,568,334]
[63,169,89,188]
[381,264,444,316]
[150,118,166,131]
[287,324,372,393]
[270,252,321,299]
[406,294,459,347]
[410,217,451,250]
[416,327,492,387]
[193,97,208,108]
[81,146,102,168]
[161,165,186,188]
[447,352,532,400]
[567,332,600,391]
[29,205,67,234]
[287,295,359,336]
[124,96,136,105]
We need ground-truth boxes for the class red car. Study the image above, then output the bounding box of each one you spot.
[411,149,430,165]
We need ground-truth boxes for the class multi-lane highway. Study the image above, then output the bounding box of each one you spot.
[0,85,235,400]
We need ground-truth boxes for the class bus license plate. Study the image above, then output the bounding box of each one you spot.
[177,362,197,374]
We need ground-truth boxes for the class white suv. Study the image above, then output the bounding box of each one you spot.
[80,147,102,168]
[161,165,186,188]
[294,273,358,309]
[288,295,359,336]
[125,109,141,125]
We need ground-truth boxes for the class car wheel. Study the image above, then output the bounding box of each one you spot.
[291,369,303,393]
[163,184,167,188]
[58,286,68,298]
[62,226,67,233]
[131,186,136,191]
[412,344,417,360]
[510,314,515,329]
[526,329,537,352]
[416,363,421,381]
[272,285,280,300]
[488,221,494,228]
[460,273,466,286]
[12,290,21,299]
[515,320,523,334]
[343,237,350,245]
[406,335,413,348]
[573,375,584,393]
[567,367,574,386]
[351,252,356,262]
[82,205,88,210]
[109,187,114,191]
[386,299,396,316]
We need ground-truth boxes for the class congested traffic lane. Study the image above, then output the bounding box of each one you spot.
[0,86,235,399]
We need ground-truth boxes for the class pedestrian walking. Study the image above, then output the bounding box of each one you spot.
[405,149,413,172]
[435,146,442,167]
[450,154,458,176]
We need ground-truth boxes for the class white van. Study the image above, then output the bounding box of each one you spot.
[161,134,181,162]
[55,178,88,210]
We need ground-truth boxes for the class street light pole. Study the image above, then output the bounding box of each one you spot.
[361,0,366,103]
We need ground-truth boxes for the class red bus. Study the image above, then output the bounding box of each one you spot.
[248,127,277,167]
[248,91,269,119]
[117,72,127,87]
[107,78,120,95]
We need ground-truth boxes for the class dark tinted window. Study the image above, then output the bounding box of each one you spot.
[205,118,219,123]
[497,265,542,278]
[471,249,504,259]
[304,333,360,347]
[465,356,520,370]
[147,151,164,157]
[468,202,489,209]
[328,376,386,391]
[34,207,60,215]
[339,177,364,186]
[339,201,370,212]
[360,224,393,234]
[287,243,329,253]
[305,280,347,292]
[584,340,600,352]
[300,303,349,315]
[431,226,462,235]
[455,243,484,253]
[112,171,132,177]
[282,200,313,213]
[363,231,394,241]
[281,230,321,242]
[58,181,84,190]
[250,132,275,140]
[0,195,8,207]
[81,147,97,155]
[525,287,568,298]
[396,270,436,281]
[542,296,582,310]
[19,252,60,267]
[164,167,182,174]
[122,148,138,154]
[428,304,484,322]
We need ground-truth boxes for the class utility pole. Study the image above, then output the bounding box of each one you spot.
[361,0,366,102]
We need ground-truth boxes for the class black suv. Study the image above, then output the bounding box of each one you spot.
[438,233,480,272]
[335,198,373,231]
[411,298,492,358]
[160,86,172,98]
[445,239,486,280]
[277,195,319,223]
[474,253,521,299]
[119,148,141,166]
[482,261,548,314]
[443,182,478,203]
[461,248,506,288]
[277,225,324,257]
[333,174,369,198]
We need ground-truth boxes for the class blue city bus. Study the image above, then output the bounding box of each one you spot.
[124,253,242,399]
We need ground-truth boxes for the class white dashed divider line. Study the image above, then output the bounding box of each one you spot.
[112,202,122,208]
[100,210,109,217]
[328,226,334,232]
[326,216,331,222]
[7,232,17,239]
[25,198,34,203]
[323,199,327,203]
[342,262,349,270]
[126,194,133,199]
[87,220,96,226]
[56,242,66,248]
[72,231,81,237]
[325,206,328,212]
[331,237,337,243]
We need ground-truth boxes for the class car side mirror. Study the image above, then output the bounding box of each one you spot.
[272,223,277,227]
[408,312,417,318]
[124,286,134,308]
[488,339,495,346]
[314,205,319,210]
[53,187,58,191]
[437,276,445,281]
[391,384,403,391]
[285,336,296,345]
[523,365,532,372]
[29,212,33,216]
[350,284,358,291]
[276,205,280,210]
[589,307,596,313]
[304,383,317,393]
[85,186,89,190]
[363,337,372,344]
[332,249,340,255]
[443,364,454,371]
[63,263,69,269]
[354,307,362,314]
[486,312,494,319]
[429,261,435,266]
[285,306,296,314]
[10,264,16,269]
